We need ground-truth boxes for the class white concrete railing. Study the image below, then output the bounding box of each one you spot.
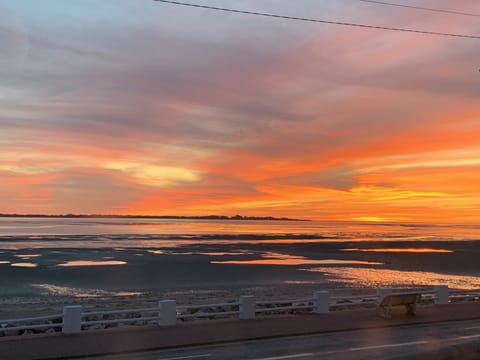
[0,313,63,333]
[449,288,480,302]
[177,301,240,320]
[1,286,478,336]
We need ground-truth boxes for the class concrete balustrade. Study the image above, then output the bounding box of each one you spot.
[239,295,256,319]
[434,285,449,305]
[5,285,480,337]
[313,290,329,314]
[158,300,177,326]
[62,305,82,334]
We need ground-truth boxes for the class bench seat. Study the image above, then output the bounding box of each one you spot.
[377,292,422,319]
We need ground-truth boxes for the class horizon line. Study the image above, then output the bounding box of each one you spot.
[0,213,311,221]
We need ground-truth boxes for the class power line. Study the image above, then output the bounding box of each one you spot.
[360,0,480,18]
[153,0,480,40]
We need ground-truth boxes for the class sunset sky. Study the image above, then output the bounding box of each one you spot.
[1,0,480,222]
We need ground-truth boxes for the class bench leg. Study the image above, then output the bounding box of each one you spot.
[405,303,416,317]
[385,305,392,319]
[378,305,392,319]
[377,306,384,318]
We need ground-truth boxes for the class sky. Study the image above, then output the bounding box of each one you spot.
[1,0,480,222]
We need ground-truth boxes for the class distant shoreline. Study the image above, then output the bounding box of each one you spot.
[0,214,310,222]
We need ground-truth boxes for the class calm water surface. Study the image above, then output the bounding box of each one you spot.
[0,218,479,308]
[1,217,479,244]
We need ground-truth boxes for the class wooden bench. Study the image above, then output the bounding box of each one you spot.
[377,292,422,319]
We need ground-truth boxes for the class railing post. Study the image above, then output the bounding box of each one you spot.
[62,305,82,334]
[239,295,255,319]
[434,285,449,304]
[377,288,392,304]
[313,291,329,314]
[159,300,176,326]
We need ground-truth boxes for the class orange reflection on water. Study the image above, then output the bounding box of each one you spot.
[34,284,141,297]
[16,254,42,258]
[342,248,453,253]
[200,251,253,256]
[212,252,383,266]
[57,260,127,267]
[304,267,480,289]
[11,262,38,268]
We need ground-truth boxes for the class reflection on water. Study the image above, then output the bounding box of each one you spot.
[33,284,141,298]
[342,248,453,253]
[1,217,480,241]
[0,261,10,264]
[284,280,320,285]
[212,252,383,266]
[11,262,38,267]
[304,267,480,289]
[200,251,252,256]
[57,260,127,267]
[16,254,42,258]
[0,229,477,251]
[148,250,165,255]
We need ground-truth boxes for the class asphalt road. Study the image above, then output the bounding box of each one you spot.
[73,318,480,360]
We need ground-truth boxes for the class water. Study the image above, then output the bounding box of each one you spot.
[0,217,479,316]
[1,217,480,238]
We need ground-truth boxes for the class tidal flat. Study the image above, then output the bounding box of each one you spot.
[1,233,479,319]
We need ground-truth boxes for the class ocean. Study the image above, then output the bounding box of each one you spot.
[1,217,479,316]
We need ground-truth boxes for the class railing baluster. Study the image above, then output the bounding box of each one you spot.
[62,305,82,334]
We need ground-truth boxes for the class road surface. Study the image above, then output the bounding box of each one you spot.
[73,318,480,360]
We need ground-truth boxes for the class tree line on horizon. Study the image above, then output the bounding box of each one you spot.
[0,213,309,221]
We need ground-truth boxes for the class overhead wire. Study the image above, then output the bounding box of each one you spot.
[152,0,480,40]
[359,0,480,18]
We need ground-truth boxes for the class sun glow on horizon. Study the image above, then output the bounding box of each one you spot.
[352,216,391,223]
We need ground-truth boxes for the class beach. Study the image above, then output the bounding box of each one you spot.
[1,218,480,319]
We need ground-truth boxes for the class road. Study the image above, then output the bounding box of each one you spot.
[74,318,480,360]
